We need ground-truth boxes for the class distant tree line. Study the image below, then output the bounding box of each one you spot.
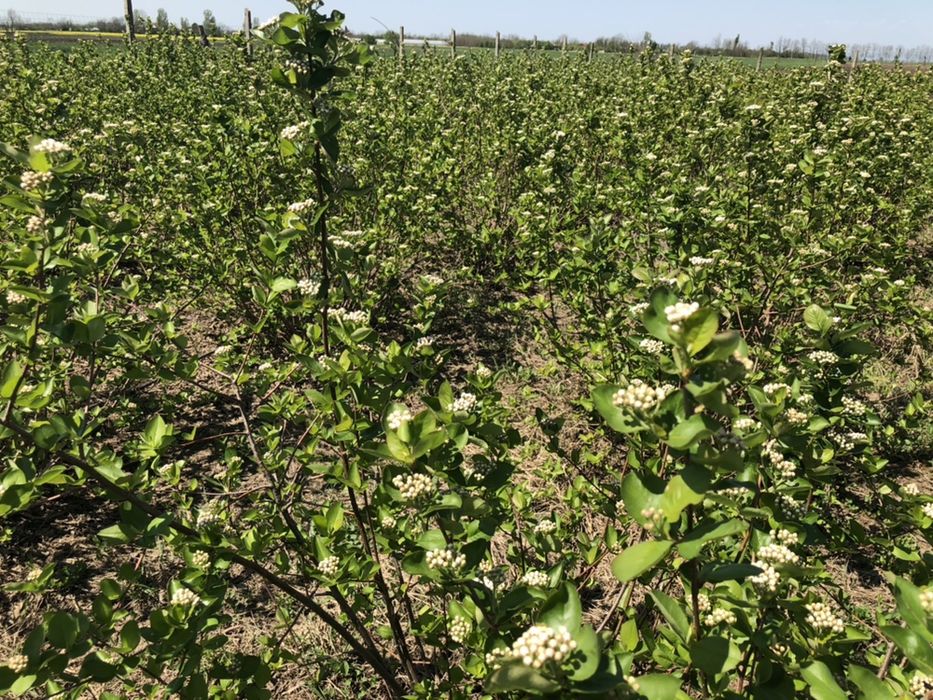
[358,27,931,64]
[3,8,229,38]
[3,11,930,63]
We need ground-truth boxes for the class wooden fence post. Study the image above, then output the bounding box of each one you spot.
[562,36,567,52]
[451,28,456,57]
[495,31,500,59]
[849,50,859,81]
[243,8,253,57]
[124,0,135,42]
[533,35,537,50]
[668,43,675,58]
[756,48,763,71]
[399,25,405,67]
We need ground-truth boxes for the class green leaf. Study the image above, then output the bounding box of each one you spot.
[803,304,832,334]
[650,590,690,643]
[660,467,710,521]
[635,673,686,700]
[677,518,747,560]
[881,625,933,674]
[611,540,672,582]
[846,664,895,700]
[485,662,560,694]
[592,385,644,434]
[667,414,717,449]
[539,582,582,631]
[690,635,741,676]
[1,360,24,399]
[47,612,80,650]
[568,625,600,681]
[119,620,141,653]
[684,308,719,355]
[801,661,847,700]
[643,288,677,343]
[891,576,933,642]
[699,563,762,583]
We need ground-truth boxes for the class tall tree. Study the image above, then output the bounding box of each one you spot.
[202,9,219,37]
[155,8,170,32]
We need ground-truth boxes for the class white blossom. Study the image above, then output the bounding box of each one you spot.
[171,587,201,607]
[392,473,434,501]
[805,601,845,634]
[451,392,477,414]
[316,556,340,576]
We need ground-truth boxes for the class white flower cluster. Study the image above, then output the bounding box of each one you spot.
[797,393,815,406]
[33,138,71,154]
[697,593,711,612]
[841,396,867,416]
[280,121,309,140]
[196,503,222,528]
[639,338,666,354]
[171,587,200,607]
[328,308,368,325]
[919,589,933,614]
[462,458,492,480]
[449,617,471,643]
[521,570,550,588]
[509,625,577,670]
[704,608,737,627]
[20,170,53,190]
[613,380,674,412]
[770,529,799,546]
[26,567,43,582]
[5,290,26,305]
[923,503,933,520]
[763,382,790,398]
[387,406,413,430]
[909,673,933,699]
[426,546,466,573]
[808,351,838,366]
[534,520,557,535]
[734,416,759,432]
[26,215,46,234]
[297,278,320,296]
[191,551,210,569]
[629,302,649,316]
[421,273,444,287]
[757,543,800,566]
[415,336,435,349]
[381,515,397,529]
[82,192,107,204]
[5,654,28,673]
[689,256,715,267]
[785,408,809,426]
[287,198,316,214]
[452,392,477,414]
[316,556,340,576]
[763,440,796,480]
[392,473,434,501]
[833,430,868,451]
[476,365,492,379]
[664,301,700,330]
[779,494,808,518]
[805,602,845,634]
[640,507,666,532]
[733,351,754,372]
[750,563,780,592]
[903,483,921,497]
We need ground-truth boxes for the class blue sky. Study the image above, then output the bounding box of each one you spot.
[7,1,932,47]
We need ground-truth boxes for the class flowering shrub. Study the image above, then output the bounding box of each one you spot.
[1,3,932,699]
